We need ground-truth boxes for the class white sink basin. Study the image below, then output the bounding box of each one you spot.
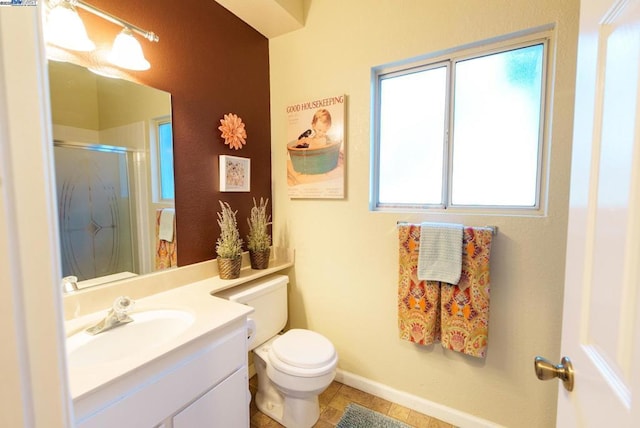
[67,309,195,367]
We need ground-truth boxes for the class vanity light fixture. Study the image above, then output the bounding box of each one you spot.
[44,0,95,51]
[44,0,158,71]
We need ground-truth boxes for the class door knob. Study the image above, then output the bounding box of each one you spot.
[534,356,574,392]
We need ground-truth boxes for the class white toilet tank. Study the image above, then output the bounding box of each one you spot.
[214,274,288,350]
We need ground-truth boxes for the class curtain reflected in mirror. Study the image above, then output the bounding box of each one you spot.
[49,61,174,288]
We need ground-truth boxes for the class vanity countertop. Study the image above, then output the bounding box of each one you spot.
[65,278,254,401]
[63,247,294,320]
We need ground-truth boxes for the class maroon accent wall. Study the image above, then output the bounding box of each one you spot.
[80,0,272,266]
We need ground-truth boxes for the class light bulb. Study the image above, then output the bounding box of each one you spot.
[108,28,150,71]
[45,1,95,52]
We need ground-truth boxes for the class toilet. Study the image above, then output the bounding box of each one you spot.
[214,274,337,428]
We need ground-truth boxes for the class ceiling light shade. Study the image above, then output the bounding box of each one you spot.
[108,28,150,71]
[45,2,95,52]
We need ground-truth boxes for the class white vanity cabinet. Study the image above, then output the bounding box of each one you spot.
[66,253,295,427]
[73,317,250,428]
[172,366,248,427]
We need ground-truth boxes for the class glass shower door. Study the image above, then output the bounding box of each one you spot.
[54,144,135,281]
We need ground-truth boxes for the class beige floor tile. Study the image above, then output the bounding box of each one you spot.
[428,417,456,428]
[369,395,393,415]
[319,405,344,425]
[327,392,351,412]
[407,410,434,428]
[388,402,412,422]
[251,411,285,427]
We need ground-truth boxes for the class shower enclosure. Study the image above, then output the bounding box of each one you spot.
[54,142,137,281]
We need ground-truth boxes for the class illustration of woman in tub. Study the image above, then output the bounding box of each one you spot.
[295,108,332,149]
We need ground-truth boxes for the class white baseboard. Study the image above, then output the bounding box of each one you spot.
[334,369,503,428]
[249,363,502,427]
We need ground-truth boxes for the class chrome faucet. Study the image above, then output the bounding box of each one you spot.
[85,296,135,335]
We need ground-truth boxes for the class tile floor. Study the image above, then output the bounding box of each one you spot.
[249,376,455,428]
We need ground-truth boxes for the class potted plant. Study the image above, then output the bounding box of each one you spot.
[246,197,271,269]
[216,200,243,279]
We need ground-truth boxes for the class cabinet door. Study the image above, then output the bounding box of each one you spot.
[173,367,249,427]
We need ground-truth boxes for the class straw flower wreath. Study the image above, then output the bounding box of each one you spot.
[218,113,247,150]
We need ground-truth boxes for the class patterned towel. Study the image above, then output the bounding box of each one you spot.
[155,208,177,270]
[398,224,493,358]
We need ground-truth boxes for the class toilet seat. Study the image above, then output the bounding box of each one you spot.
[269,329,337,377]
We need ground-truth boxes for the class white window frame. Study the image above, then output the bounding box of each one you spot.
[370,28,553,216]
[150,115,174,203]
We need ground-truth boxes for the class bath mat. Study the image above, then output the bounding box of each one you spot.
[337,403,411,428]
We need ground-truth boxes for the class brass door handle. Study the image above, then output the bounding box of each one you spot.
[534,356,574,392]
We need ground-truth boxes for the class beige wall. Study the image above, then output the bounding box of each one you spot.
[270,1,579,426]
[97,78,170,130]
[49,61,171,131]
[48,62,100,130]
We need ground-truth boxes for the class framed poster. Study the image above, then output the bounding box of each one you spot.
[219,155,250,192]
[286,94,345,199]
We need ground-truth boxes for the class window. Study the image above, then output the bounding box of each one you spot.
[372,34,548,211]
[152,117,174,201]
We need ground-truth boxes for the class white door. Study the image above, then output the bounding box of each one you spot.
[547,0,640,425]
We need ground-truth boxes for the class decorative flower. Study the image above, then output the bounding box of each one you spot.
[218,113,247,150]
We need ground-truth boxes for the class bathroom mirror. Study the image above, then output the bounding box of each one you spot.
[48,60,174,288]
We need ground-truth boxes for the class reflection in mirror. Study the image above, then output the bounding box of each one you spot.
[48,61,174,289]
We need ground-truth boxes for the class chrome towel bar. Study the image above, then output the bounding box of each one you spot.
[396,222,498,236]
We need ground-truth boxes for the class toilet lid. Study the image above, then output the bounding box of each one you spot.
[270,329,336,370]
